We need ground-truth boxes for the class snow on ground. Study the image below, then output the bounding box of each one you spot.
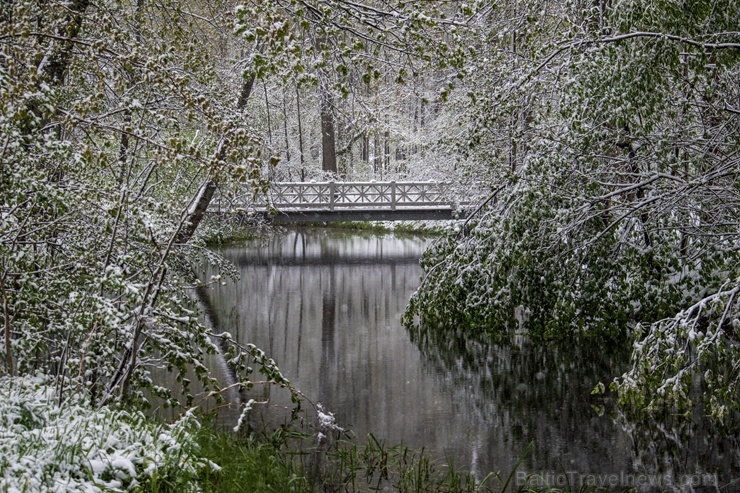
[0,375,215,492]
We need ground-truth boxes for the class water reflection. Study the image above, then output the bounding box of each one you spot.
[208,230,438,439]
[408,326,635,479]
[411,324,740,491]
[204,229,739,492]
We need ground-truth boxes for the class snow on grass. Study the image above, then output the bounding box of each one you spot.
[0,375,216,492]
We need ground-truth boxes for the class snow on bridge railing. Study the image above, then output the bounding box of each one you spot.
[267,181,456,211]
[208,181,475,215]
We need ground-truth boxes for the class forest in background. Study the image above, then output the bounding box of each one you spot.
[1,0,739,426]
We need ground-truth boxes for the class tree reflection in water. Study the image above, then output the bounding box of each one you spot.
[204,229,738,492]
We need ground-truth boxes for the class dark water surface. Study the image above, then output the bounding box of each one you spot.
[203,229,739,492]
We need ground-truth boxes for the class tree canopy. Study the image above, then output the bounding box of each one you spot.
[1,0,739,422]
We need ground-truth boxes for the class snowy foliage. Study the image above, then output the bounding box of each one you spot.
[0,0,271,403]
[405,0,740,417]
[0,375,214,492]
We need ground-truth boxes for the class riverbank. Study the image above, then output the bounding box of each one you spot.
[1,374,617,492]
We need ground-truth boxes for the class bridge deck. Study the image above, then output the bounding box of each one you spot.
[266,207,463,223]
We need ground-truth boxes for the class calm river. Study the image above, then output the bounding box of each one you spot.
[202,229,738,492]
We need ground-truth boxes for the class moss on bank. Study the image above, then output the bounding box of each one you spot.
[285,220,449,235]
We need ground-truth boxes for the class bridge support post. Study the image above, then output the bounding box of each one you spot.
[391,181,396,210]
[329,181,335,211]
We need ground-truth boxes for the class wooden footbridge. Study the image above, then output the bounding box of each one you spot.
[213,181,471,223]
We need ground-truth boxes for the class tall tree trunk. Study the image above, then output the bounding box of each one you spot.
[282,90,292,180]
[361,132,369,162]
[237,73,256,111]
[296,85,306,181]
[17,0,90,139]
[1,268,13,376]
[174,180,218,245]
[383,129,390,174]
[320,91,337,174]
[373,134,381,178]
[509,30,518,173]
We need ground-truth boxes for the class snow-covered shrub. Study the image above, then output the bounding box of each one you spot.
[616,281,740,421]
[0,375,216,492]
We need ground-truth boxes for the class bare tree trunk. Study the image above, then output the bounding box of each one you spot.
[263,82,273,146]
[174,181,218,245]
[15,0,90,139]
[282,90,292,179]
[320,91,337,174]
[296,86,306,181]
[383,129,390,174]
[237,73,256,111]
[509,30,518,173]
[373,134,381,178]
[116,0,144,187]
[1,267,13,377]
[419,99,426,159]
[361,132,369,162]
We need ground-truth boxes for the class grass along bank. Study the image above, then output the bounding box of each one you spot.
[195,425,624,493]
[0,374,309,493]
[282,220,451,235]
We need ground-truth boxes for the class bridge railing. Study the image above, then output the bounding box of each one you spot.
[268,181,455,211]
